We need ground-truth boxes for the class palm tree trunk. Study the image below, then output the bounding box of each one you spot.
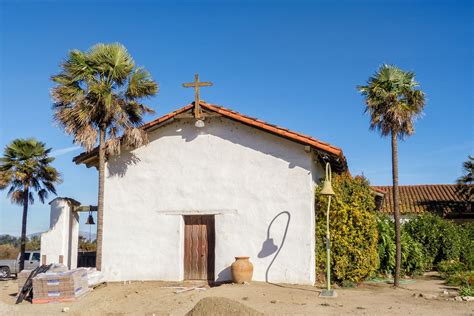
[19,187,29,271]
[96,126,106,271]
[391,130,401,287]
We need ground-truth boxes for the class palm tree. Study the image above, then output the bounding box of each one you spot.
[51,43,158,270]
[456,156,473,212]
[0,138,61,271]
[357,65,425,286]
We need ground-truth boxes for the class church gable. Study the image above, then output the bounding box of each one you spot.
[105,114,315,201]
[140,115,313,174]
[73,101,347,173]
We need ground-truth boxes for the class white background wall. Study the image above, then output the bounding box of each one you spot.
[40,198,79,269]
[102,117,321,284]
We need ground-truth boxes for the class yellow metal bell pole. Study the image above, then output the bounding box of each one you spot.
[319,162,336,298]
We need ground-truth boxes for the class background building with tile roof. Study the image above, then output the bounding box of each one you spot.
[372,184,473,221]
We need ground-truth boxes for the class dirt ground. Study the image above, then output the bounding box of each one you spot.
[1,273,472,315]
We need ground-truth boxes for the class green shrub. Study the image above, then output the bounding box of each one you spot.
[404,214,472,270]
[26,236,41,251]
[404,213,464,269]
[459,222,474,270]
[401,231,426,276]
[459,285,474,296]
[445,271,474,286]
[377,215,395,275]
[315,174,379,283]
[437,260,466,275]
[376,215,426,276]
[340,280,356,288]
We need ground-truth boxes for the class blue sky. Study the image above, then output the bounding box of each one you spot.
[0,0,472,236]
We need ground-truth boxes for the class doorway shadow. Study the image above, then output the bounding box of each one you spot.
[258,211,291,282]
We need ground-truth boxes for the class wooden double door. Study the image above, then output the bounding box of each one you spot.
[184,215,215,281]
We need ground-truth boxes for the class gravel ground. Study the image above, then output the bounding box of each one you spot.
[1,273,473,315]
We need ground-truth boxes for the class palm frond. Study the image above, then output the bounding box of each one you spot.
[357,64,426,138]
[126,68,159,99]
[0,138,61,205]
[88,43,134,85]
[38,189,48,204]
[9,189,24,205]
[456,156,474,202]
[51,43,158,157]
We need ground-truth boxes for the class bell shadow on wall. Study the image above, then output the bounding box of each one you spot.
[258,211,291,282]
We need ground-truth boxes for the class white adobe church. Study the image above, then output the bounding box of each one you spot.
[70,97,347,285]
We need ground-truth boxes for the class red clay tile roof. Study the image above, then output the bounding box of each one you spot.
[372,184,472,216]
[372,187,386,194]
[73,101,348,171]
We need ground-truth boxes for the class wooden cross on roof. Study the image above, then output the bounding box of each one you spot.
[182,74,213,119]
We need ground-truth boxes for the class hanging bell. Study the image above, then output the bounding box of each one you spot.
[320,180,335,196]
[85,211,95,225]
[320,162,336,196]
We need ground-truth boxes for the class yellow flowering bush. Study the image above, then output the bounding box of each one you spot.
[315,174,379,283]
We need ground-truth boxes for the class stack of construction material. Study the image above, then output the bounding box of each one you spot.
[17,270,32,292]
[32,268,90,304]
[85,268,106,288]
[17,264,68,292]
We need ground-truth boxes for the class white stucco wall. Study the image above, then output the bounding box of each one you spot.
[40,198,79,269]
[102,117,322,284]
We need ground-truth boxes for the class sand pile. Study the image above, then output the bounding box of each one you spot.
[186,296,262,316]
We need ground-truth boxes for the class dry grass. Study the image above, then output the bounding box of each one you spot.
[0,245,18,259]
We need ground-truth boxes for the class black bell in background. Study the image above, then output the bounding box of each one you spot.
[85,211,95,225]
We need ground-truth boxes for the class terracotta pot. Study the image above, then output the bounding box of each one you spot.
[231,256,253,284]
